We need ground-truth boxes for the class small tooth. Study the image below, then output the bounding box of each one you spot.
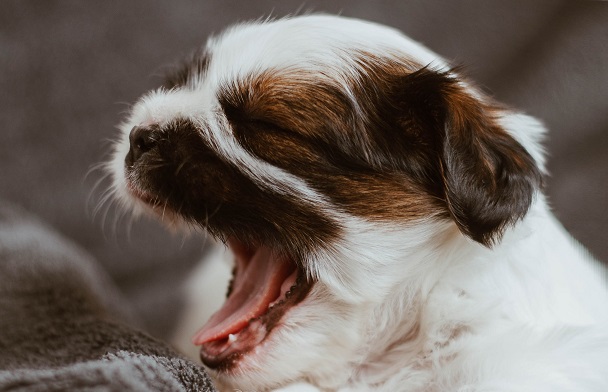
[228,334,237,342]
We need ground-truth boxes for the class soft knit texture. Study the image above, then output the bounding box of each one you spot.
[0,201,216,392]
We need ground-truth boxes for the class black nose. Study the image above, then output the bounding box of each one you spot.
[126,125,158,166]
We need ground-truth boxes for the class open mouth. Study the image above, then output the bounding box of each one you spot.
[193,239,312,370]
[125,179,314,370]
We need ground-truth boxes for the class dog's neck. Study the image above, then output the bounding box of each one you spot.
[350,197,561,385]
[358,228,472,370]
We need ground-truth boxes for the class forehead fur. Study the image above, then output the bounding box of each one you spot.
[202,15,447,93]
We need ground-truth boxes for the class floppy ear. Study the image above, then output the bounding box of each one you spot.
[397,68,543,246]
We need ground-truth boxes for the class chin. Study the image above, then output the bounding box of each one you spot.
[109,14,608,392]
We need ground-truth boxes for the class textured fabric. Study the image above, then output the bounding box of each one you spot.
[0,202,216,392]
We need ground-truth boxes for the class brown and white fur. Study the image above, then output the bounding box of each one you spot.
[109,15,608,392]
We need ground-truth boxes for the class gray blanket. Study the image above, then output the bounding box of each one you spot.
[0,201,216,392]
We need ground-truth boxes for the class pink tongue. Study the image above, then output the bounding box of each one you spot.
[192,246,294,345]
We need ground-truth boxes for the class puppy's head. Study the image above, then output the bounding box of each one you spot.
[109,15,543,390]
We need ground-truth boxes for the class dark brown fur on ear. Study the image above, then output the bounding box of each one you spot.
[398,67,543,246]
[162,49,211,90]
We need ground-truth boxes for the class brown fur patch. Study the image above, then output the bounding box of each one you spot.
[124,118,340,261]
[218,66,445,223]
[218,54,542,245]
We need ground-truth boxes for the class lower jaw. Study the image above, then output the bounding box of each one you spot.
[199,318,265,371]
[199,274,313,372]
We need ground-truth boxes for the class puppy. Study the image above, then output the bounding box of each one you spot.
[109,15,608,392]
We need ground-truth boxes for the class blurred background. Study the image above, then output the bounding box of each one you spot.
[1,0,607,340]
